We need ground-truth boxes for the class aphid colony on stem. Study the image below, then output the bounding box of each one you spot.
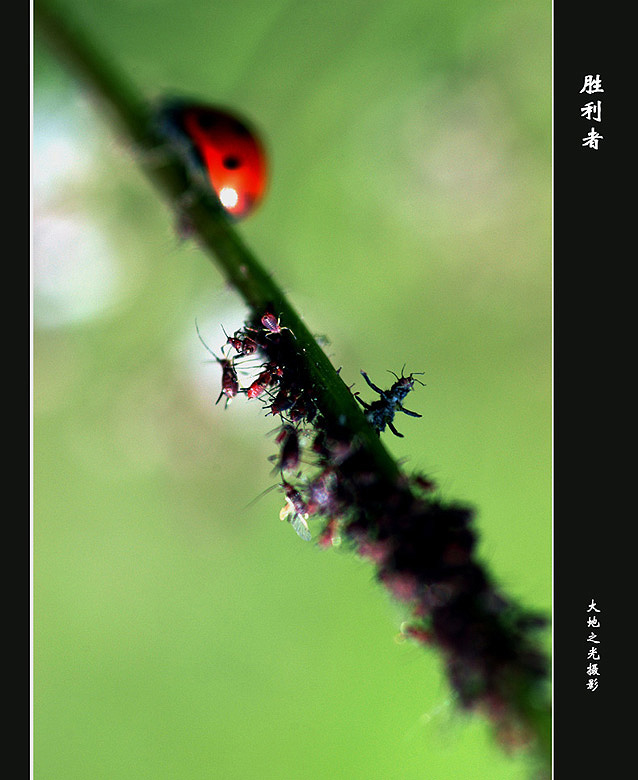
[196,308,548,748]
[198,310,339,540]
[198,309,424,541]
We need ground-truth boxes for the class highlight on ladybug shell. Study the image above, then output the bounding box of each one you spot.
[157,100,268,218]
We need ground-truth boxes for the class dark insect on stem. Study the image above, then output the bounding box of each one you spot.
[305,466,338,515]
[245,363,283,399]
[216,358,240,406]
[195,320,240,406]
[222,325,258,357]
[261,311,284,333]
[267,386,299,416]
[355,369,425,438]
[275,424,301,472]
[260,311,294,338]
[411,473,436,493]
[279,477,312,541]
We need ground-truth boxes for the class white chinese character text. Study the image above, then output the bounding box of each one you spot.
[581,100,602,122]
[582,128,603,150]
[580,74,604,94]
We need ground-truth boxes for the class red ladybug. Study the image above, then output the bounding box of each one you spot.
[158,100,268,218]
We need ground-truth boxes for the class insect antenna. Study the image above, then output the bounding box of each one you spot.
[388,364,405,382]
[388,367,426,386]
[195,318,222,361]
[243,481,281,510]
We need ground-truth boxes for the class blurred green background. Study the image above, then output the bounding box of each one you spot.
[33,1,551,778]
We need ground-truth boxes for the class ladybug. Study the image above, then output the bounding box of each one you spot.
[158,100,268,218]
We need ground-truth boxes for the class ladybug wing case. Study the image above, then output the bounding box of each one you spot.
[156,99,268,218]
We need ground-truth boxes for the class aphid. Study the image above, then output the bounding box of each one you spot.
[246,363,283,399]
[195,321,240,406]
[246,374,270,399]
[305,467,337,515]
[261,311,284,333]
[287,401,307,423]
[282,479,309,514]
[312,432,353,465]
[279,479,311,541]
[260,311,294,338]
[222,325,258,357]
[288,394,319,425]
[400,623,433,645]
[317,518,341,548]
[216,357,240,405]
[275,424,300,472]
[157,100,268,218]
[355,369,425,437]
[412,473,436,493]
[268,386,299,416]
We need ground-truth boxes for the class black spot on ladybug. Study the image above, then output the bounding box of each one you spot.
[195,112,221,130]
[223,155,242,170]
[229,119,252,138]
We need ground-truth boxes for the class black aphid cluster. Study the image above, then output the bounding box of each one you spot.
[204,309,549,749]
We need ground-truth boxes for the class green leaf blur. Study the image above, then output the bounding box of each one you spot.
[33,1,551,778]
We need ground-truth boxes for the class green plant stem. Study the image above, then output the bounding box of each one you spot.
[34,0,399,483]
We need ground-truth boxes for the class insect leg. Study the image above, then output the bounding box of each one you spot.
[398,406,422,418]
[215,389,231,408]
[354,393,371,410]
[387,421,404,438]
[360,371,386,396]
